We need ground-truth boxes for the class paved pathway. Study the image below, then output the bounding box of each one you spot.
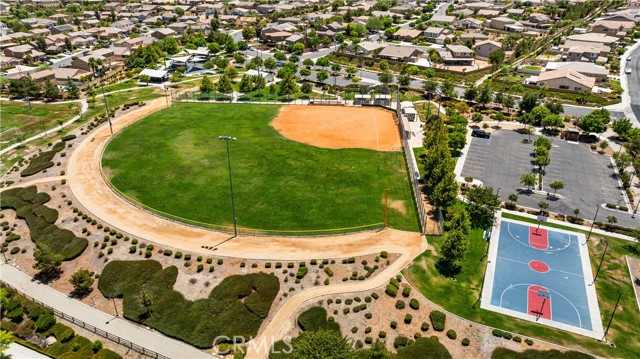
[0,263,212,359]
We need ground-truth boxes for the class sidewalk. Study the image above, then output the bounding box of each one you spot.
[0,263,212,359]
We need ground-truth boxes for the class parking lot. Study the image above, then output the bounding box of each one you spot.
[461,130,639,228]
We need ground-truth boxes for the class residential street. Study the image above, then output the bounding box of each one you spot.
[626,44,640,126]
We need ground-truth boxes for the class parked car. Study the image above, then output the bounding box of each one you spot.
[471,129,491,138]
[627,56,632,61]
[626,67,633,74]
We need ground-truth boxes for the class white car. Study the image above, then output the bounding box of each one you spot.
[626,67,633,74]
[627,56,632,61]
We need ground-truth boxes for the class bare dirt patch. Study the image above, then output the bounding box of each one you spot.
[271,106,401,151]
[389,200,406,215]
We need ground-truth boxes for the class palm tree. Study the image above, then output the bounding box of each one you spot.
[88,57,96,77]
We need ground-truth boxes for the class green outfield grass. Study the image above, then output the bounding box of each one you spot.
[102,103,419,234]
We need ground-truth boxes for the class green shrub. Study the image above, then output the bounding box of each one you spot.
[218,259,224,265]
[297,307,340,332]
[402,286,411,298]
[174,252,182,259]
[10,247,20,255]
[380,251,388,258]
[35,313,56,332]
[323,267,333,277]
[92,340,103,353]
[206,258,213,264]
[184,254,191,260]
[27,305,44,320]
[15,319,35,339]
[396,336,451,358]
[394,335,409,348]
[513,336,522,343]
[21,142,65,177]
[404,314,412,324]
[390,321,397,329]
[365,313,372,319]
[492,329,504,337]
[503,332,513,340]
[525,339,533,346]
[197,264,204,272]
[385,285,398,297]
[371,292,379,300]
[462,338,470,346]
[61,135,77,142]
[129,246,136,253]
[296,266,308,279]
[351,327,358,333]
[409,298,420,310]
[343,308,350,315]
[144,250,151,258]
[395,300,405,310]
[378,331,386,338]
[7,307,24,323]
[446,329,457,339]
[429,310,446,331]
[421,322,429,332]
[365,336,373,344]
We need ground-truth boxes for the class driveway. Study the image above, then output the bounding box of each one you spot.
[461,130,640,228]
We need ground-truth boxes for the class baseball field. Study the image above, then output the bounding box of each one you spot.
[101,103,419,234]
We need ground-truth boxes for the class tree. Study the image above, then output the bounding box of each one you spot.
[278,73,299,97]
[520,172,536,191]
[464,84,477,102]
[291,42,304,55]
[238,74,254,93]
[208,42,221,54]
[508,193,518,206]
[494,112,506,127]
[292,329,356,359]
[444,205,471,235]
[377,71,393,85]
[242,26,255,40]
[175,7,185,16]
[345,65,358,77]
[578,108,610,134]
[545,100,564,115]
[549,181,564,197]
[502,94,515,113]
[440,79,455,99]
[200,75,214,93]
[379,60,389,71]
[471,112,483,125]
[264,57,277,72]
[530,105,551,126]
[315,57,330,68]
[216,74,233,96]
[541,113,563,131]
[536,154,550,175]
[488,49,505,68]
[440,229,469,264]
[0,330,14,355]
[519,91,539,113]
[67,80,79,100]
[42,79,61,101]
[397,74,411,87]
[538,201,549,214]
[301,82,313,94]
[431,169,458,210]
[573,208,580,219]
[316,70,329,83]
[533,136,552,151]
[70,269,94,296]
[477,83,492,108]
[33,244,62,277]
[299,68,311,78]
[613,118,632,137]
[303,58,314,67]
[139,74,151,85]
[423,79,438,98]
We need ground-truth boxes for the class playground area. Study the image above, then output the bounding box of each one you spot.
[482,217,604,339]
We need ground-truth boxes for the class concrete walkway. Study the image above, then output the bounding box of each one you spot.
[0,263,212,359]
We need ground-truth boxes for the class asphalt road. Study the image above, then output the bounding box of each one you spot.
[461,130,639,228]
[627,45,640,124]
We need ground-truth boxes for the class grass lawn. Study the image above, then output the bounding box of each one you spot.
[100,79,139,93]
[102,103,418,234]
[405,213,640,358]
[98,260,280,348]
[0,101,80,150]
[1,88,163,174]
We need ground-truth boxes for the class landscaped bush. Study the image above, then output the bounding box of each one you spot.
[390,321,397,329]
[371,292,379,300]
[525,339,533,346]
[297,307,340,332]
[174,252,182,259]
[323,267,333,277]
[513,336,522,343]
[7,307,24,323]
[446,329,457,339]
[365,336,373,344]
[0,186,87,260]
[492,329,505,337]
[394,335,410,348]
[462,338,470,346]
[409,298,420,310]
[35,313,56,332]
[402,286,411,298]
[429,310,446,331]
[98,260,280,348]
[395,300,405,310]
[385,285,398,297]
[10,247,20,255]
[380,251,389,258]
[421,322,430,332]
[61,135,77,142]
[404,314,412,324]
[296,266,308,279]
[396,336,451,358]
[21,142,65,177]
[378,331,386,338]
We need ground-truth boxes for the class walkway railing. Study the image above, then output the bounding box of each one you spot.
[1,282,170,359]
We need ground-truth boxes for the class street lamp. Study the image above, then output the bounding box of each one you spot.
[584,204,600,245]
[219,136,238,237]
[496,187,502,199]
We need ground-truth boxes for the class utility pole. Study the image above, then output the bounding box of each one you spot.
[601,290,622,342]
[100,84,113,135]
[589,240,608,286]
[219,136,238,237]
[584,204,600,245]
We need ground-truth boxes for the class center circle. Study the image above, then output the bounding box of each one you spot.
[529,260,550,273]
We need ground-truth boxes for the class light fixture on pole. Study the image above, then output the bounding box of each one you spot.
[219,136,238,237]
[584,204,600,245]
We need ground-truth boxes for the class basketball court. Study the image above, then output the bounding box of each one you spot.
[481,217,604,338]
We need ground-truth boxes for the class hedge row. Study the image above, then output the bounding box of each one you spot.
[21,141,65,177]
[97,260,279,348]
[0,186,87,260]
[297,307,340,333]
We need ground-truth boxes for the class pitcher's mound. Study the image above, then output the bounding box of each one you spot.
[271,105,401,151]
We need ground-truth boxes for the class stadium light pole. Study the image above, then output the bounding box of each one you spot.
[100,83,113,136]
[601,290,622,342]
[589,240,608,286]
[219,136,238,237]
[583,204,600,245]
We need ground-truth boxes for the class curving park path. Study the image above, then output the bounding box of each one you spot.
[65,97,427,358]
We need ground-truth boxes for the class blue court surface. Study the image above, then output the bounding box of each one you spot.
[481,217,604,338]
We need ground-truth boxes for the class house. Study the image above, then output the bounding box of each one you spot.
[544,62,608,82]
[423,27,453,45]
[477,9,501,18]
[458,18,483,30]
[105,2,123,12]
[111,20,134,33]
[168,23,189,34]
[378,45,423,62]
[150,28,177,40]
[436,44,475,65]
[474,40,502,58]
[285,34,305,46]
[114,37,144,50]
[53,67,89,85]
[261,28,292,43]
[563,45,604,63]
[535,68,596,91]
[489,17,523,32]
[33,0,58,8]
[393,29,422,41]
[0,55,20,69]
[0,2,10,15]
[235,17,257,26]
[566,33,618,44]
[30,28,51,37]
[460,32,489,42]
[506,9,525,18]
[590,19,634,38]
[50,14,70,23]
[452,8,474,18]
[431,15,456,26]
[4,44,45,60]
[50,24,74,35]
[356,41,386,55]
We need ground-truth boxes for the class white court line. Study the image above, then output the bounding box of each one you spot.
[496,256,584,278]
